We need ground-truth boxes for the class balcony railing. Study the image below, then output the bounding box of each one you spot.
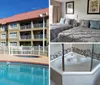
[34,23,43,28]
[34,23,47,28]
[20,23,46,30]
[34,34,46,39]
[20,35,31,39]
[20,25,31,30]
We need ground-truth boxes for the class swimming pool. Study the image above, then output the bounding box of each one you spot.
[0,62,48,85]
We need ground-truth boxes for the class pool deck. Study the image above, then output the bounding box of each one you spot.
[0,54,49,65]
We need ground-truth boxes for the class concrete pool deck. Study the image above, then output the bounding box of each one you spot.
[0,54,49,65]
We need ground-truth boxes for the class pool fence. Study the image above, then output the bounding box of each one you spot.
[0,46,48,56]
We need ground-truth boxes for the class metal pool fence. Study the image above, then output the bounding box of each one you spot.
[0,46,48,56]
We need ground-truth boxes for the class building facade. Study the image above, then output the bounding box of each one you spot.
[0,8,49,46]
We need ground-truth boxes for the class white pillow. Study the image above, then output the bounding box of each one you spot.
[59,18,66,24]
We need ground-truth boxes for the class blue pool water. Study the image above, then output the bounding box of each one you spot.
[0,62,49,85]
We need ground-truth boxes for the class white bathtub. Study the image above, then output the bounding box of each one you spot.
[51,52,100,85]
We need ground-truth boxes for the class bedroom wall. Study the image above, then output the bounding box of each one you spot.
[61,0,100,21]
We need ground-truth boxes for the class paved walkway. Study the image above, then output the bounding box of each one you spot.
[0,54,48,65]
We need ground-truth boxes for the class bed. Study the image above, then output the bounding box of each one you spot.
[55,26,100,42]
[50,23,72,41]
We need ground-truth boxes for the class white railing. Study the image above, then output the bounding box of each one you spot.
[20,25,31,30]
[0,46,48,56]
[0,46,9,54]
[34,23,43,28]
[20,35,31,39]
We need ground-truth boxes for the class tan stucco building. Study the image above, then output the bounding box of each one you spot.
[0,8,49,46]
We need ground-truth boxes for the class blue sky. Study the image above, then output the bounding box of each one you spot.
[0,0,49,18]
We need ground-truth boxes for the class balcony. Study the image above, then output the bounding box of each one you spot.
[20,35,31,39]
[20,25,31,30]
[34,23,44,28]
[34,34,46,39]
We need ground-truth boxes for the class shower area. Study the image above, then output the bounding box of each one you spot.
[50,44,100,85]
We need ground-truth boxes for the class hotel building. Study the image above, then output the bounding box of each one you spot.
[0,8,49,46]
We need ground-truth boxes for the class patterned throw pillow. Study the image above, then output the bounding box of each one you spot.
[71,19,78,27]
[80,20,89,28]
[59,18,66,24]
[65,19,78,27]
[64,18,71,25]
[90,21,100,29]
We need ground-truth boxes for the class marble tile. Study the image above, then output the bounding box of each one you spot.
[51,47,100,60]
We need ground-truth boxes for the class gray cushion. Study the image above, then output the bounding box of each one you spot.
[80,20,89,28]
[65,18,71,25]
[72,19,78,27]
[70,19,78,27]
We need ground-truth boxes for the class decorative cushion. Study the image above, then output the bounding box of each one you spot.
[90,21,100,29]
[59,18,66,24]
[80,20,89,28]
[71,19,78,27]
[64,18,71,25]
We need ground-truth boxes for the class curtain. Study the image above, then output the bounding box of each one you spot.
[53,2,61,23]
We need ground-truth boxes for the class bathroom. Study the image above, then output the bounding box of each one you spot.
[50,43,100,85]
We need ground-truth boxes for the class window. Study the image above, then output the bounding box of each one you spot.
[10,42,17,46]
[1,34,6,39]
[1,25,6,31]
[10,23,17,29]
[1,42,6,46]
[9,32,17,38]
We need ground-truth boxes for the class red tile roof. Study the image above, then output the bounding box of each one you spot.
[0,8,49,24]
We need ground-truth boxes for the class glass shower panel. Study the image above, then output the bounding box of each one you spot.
[71,44,92,72]
[50,44,62,60]
[50,44,99,72]
[92,44,100,70]
[63,44,93,72]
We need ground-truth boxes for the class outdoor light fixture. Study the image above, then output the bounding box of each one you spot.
[39,12,47,53]
[39,12,47,17]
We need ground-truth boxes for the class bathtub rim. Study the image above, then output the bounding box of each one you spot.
[51,61,100,75]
